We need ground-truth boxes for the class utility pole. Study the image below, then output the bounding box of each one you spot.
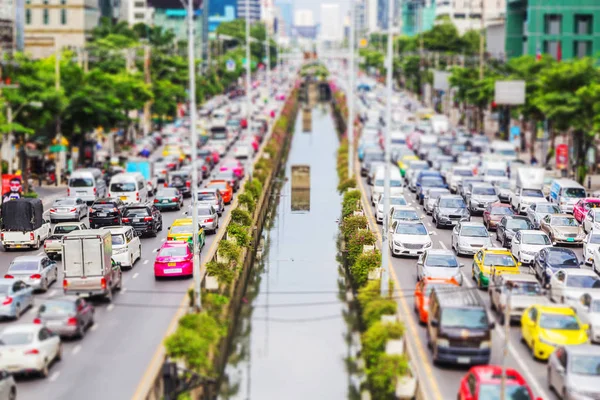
[55,43,60,91]
[381,0,394,297]
[55,43,65,186]
[347,0,355,179]
[265,29,271,100]
[501,281,513,400]
[143,44,152,136]
[418,3,424,102]
[245,0,252,151]
[479,0,485,80]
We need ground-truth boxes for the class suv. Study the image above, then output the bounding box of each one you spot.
[122,203,163,237]
[427,287,494,365]
[89,198,125,228]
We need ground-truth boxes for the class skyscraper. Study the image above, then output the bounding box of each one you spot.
[276,0,293,37]
[320,4,342,42]
[237,0,260,23]
[366,0,378,33]
[294,9,317,39]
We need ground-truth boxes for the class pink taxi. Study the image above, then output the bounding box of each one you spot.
[154,241,194,279]
[573,198,600,223]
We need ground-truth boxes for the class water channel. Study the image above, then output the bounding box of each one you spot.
[220,105,360,399]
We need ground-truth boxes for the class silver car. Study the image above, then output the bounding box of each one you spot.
[423,188,450,215]
[416,249,463,285]
[525,202,561,229]
[488,273,549,324]
[186,204,219,234]
[467,183,499,214]
[451,222,492,256]
[197,188,225,215]
[547,345,600,400]
[35,296,95,339]
[6,255,58,292]
[49,197,88,222]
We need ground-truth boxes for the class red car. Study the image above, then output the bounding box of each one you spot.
[458,366,540,400]
[483,202,514,230]
[154,241,194,279]
[573,198,600,223]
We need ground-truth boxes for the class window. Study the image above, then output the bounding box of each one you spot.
[574,40,592,58]
[544,40,560,59]
[43,8,49,24]
[544,14,562,35]
[574,14,592,35]
[454,13,466,19]
[134,12,145,19]
[25,9,31,24]
[134,1,144,7]
[61,9,67,25]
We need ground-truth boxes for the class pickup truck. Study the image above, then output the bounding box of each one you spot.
[44,222,88,259]
[1,198,51,250]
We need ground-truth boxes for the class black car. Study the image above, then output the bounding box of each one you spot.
[89,198,125,228]
[361,150,385,177]
[168,171,192,198]
[495,215,533,248]
[533,247,582,287]
[213,170,240,192]
[122,203,163,237]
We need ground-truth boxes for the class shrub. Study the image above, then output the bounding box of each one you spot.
[237,192,256,213]
[227,224,251,247]
[347,230,377,266]
[22,191,38,198]
[231,209,252,226]
[218,239,241,263]
[368,354,409,400]
[203,293,230,319]
[362,298,398,328]
[361,321,405,368]
[337,177,356,193]
[255,157,272,173]
[254,169,268,185]
[357,280,382,307]
[342,215,368,241]
[350,251,381,287]
[244,179,262,199]
[206,260,235,285]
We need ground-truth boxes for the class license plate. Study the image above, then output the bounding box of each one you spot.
[168,262,176,266]
[15,245,22,248]
[77,191,86,194]
[60,208,69,212]
[120,196,128,201]
[457,357,470,364]
[162,199,169,203]
[135,218,141,222]
[164,268,182,274]
[567,238,575,242]
[47,320,62,327]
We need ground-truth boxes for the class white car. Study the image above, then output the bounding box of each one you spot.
[450,222,492,257]
[584,231,600,265]
[549,269,600,305]
[573,292,600,343]
[388,221,432,257]
[0,324,61,377]
[583,209,600,233]
[375,195,408,223]
[99,226,142,269]
[510,230,552,265]
[416,249,463,284]
[387,206,421,227]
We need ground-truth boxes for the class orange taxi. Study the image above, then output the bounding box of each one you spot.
[414,277,460,324]
[206,180,233,204]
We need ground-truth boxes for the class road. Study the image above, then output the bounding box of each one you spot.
[0,74,293,400]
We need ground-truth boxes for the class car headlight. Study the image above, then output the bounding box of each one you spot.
[436,339,449,348]
[424,242,432,248]
[480,340,491,349]
[114,247,128,254]
[539,336,555,346]
[394,241,403,247]
[521,250,536,256]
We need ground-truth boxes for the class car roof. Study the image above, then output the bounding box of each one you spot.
[432,287,484,308]
[561,269,599,277]
[459,221,486,227]
[471,182,494,188]
[550,213,575,218]
[504,215,530,221]
[172,218,193,225]
[470,366,526,385]
[424,249,455,256]
[199,188,219,193]
[11,255,45,262]
[500,273,539,283]
[519,230,547,235]
[482,248,512,255]
[439,194,463,200]
[44,295,80,303]
[124,202,151,208]
[161,240,189,247]
[564,344,600,356]
[536,305,577,315]
[99,226,131,234]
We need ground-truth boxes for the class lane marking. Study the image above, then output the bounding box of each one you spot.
[72,345,81,355]
[107,304,115,312]
[49,371,60,382]
[132,273,139,279]
[37,251,44,256]
[90,324,98,332]
[143,260,149,265]
[47,290,56,297]
[161,238,166,242]
[439,241,447,250]
[122,288,128,293]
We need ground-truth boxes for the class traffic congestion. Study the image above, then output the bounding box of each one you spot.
[342,73,600,400]
[0,70,293,400]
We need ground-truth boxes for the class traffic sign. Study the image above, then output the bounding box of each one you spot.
[226,59,235,72]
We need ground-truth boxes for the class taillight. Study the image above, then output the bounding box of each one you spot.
[63,279,68,289]
[164,182,168,187]
[153,198,159,203]
[24,349,39,355]
[136,192,140,201]
[100,278,107,289]
[30,274,42,280]
[30,232,34,240]
[50,208,57,213]
[4,274,13,279]
[186,181,191,188]
[108,193,111,197]
[33,318,41,324]
[93,187,97,194]
[2,297,12,305]
[1,233,3,241]
[143,216,153,221]
[67,188,70,196]
[172,197,179,202]
[67,317,78,326]
[70,208,77,212]
[44,243,47,249]
[122,218,130,223]
[205,218,214,223]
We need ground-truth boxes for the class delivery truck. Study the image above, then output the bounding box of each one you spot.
[511,167,547,214]
[0,198,51,250]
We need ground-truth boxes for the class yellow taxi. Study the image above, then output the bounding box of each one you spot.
[521,305,589,360]
[162,145,185,161]
[167,218,206,248]
[472,248,520,289]
[398,155,419,177]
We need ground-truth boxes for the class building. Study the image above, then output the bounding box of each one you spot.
[120,0,154,26]
[506,0,600,60]
[24,0,100,58]
[237,0,260,23]
[99,0,121,20]
[208,0,236,32]
[354,0,367,38]
[294,9,317,39]
[0,0,15,50]
[401,0,435,37]
[377,0,401,30]
[276,0,293,37]
[366,0,378,33]
[149,0,203,53]
[320,4,342,42]
[435,0,506,35]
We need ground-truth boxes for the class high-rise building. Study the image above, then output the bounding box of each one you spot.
[354,0,367,38]
[366,0,378,33]
[506,0,600,60]
[320,4,342,42]
[401,0,435,37]
[435,0,505,35]
[294,9,317,39]
[377,0,401,30]
[148,0,203,57]
[208,0,236,32]
[276,0,293,37]
[237,0,260,23]
[0,0,15,50]
[120,0,154,26]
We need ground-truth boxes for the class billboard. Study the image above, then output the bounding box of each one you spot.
[494,80,526,105]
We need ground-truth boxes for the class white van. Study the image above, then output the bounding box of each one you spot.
[371,169,404,205]
[68,168,107,204]
[108,173,148,204]
[549,179,586,213]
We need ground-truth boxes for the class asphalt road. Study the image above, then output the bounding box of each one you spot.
[1,76,292,400]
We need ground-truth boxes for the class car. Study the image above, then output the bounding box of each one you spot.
[0,279,33,319]
[186,204,219,234]
[547,345,600,399]
[397,155,419,177]
[88,198,125,228]
[360,149,385,176]
[482,202,514,231]
[413,277,459,324]
[510,230,552,265]
[422,188,450,215]
[573,198,600,223]
[540,213,585,245]
[374,194,408,223]
[4,255,58,292]
[457,366,538,400]
[472,248,520,289]
[48,197,88,222]
[0,370,16,400]
[467,183,499,215]
[521,305,588,361]
[99,226,142,269]
[367,161,385,185]
[496,215,533,248]
[489,273,549,325]
[154,241,194,279]
[387,206,421,227]
[153,187,184,211]
[432,194,470,228]
[574,293,600,343]
[205,180,233,205]
[44,222,88,260]
[583,231,600,265]
[220,159,245,179]
[197,188,225,215]
[582,208,600,233]
[416,249,463,284]
[122,203,163,237]
[525,202,561,229]
[387,221,432,257]
[548,269,600,305]
[0,324,61,377]
[533,247,581,288]
[167,218,206,248]
[33,296,95,339]
[167,170,192,198]
[493,180,513,203]
[451,222,492,257]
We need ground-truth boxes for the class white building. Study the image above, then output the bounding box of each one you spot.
[294,9,314,27]
[366,0,379,33]
[120,0,154,26]
[320,4,342,42]
[435,0,505,35]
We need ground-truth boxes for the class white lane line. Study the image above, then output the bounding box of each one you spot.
[161,238,166,242]
[107,304,115,312]
[143,260,149,265]
[121,288,127,293]
[430,231,437,236]
[439,241,447,250]
[49,371,60,382]
[132,273,139,279]
[72,345,81,355]
[90,324,99,331]
[427,222,432,227]
[47,290,56,297]
[37,251,44,256]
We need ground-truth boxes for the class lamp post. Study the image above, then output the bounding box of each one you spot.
[347,0,355,179]
[245,0,252,159]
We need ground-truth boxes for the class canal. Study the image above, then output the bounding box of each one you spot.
[220,105,358,399]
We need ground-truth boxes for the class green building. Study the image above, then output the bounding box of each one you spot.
[152,8,204,56]
[506,0,600,60]
[401,1,436,37]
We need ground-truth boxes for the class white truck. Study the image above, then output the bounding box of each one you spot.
[0,198,51,250]
[62,230,122,301]
[511,167,547,214]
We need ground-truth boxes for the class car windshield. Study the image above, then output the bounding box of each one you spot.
[537,204,561,214]
[497,149,517,157]
[421,178,444,187]
[439,198,465,208]
[539,313,580,330]
[196,208,213,216]
[93,202,117,209]
[54,199,77,206]
[198,193,216,201]
[454,169,473,177]
[409,162,428,170]
[483,254,516,267]
[521,234,551,245]
[110,182,136,192]
[209,183,228,191]
[53,225,81,235]
[440,308,488,329]
[124,208,150,217]
[478,384,532,400]
[392,210,419,220]
[157,189,178,197]
[111,234,125,245]
[496,181,511,189]
[364,152,385,162]
[461,226,488,237]
[69,178,94,187]
[158,247,188,257]
[40,301,75,315]
[426,255,458,268]
[429,190,449,200]
[170,225,192,234]
[570,355,600,376]
[551,217,578,226]
[506,219,531,230]
[0,332,34,346]
[395,223,428,235]
[215,171,234,180]
[375,179,402,188]
[589,234,600,244]
[390,197,408,206]
[491,207,513,215]
[566,275,600,289]
[564,188,586,198]
[511,281,542,296]
[521,189,544,197]
[547,251,579,267]
[486,169,506,177]
[473,187,496,195]
[8,261,39,271]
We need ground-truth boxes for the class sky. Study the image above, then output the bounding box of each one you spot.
[280,0,348,26]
